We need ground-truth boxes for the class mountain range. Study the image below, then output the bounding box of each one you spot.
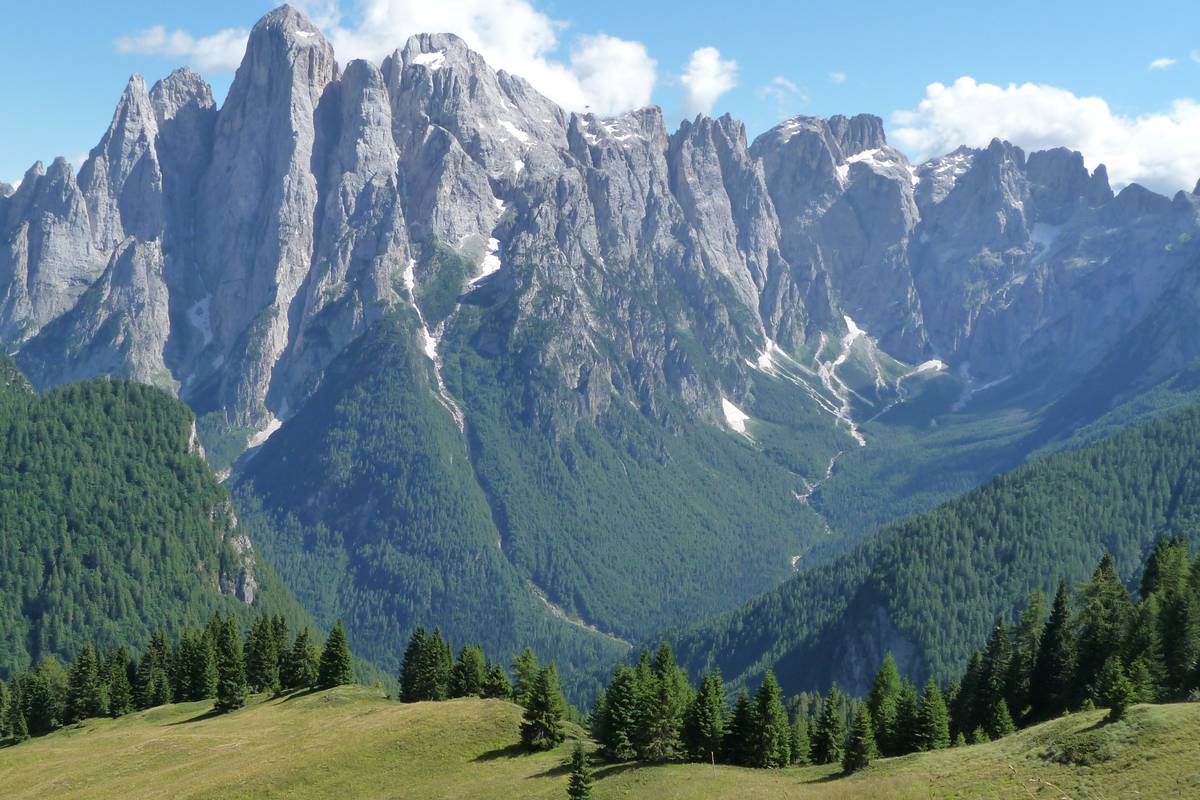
[4,4,1200,688]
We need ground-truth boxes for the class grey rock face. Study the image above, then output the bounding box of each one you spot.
[3,1,1199,469]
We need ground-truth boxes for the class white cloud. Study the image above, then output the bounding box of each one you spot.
[1191,49,1200,63]
[757,75,807,119]
[115,24,248,72]
[680,47,738,116]
[891,76,1200,194]
[1148,57,1177,71]
[829,71,847,84]
[313,0,656,115]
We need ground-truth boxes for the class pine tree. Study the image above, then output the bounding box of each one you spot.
[637,643,689,762]
[399,627,429,701]
[136,631,173,709]
[599,665,639,760]
[481,662,512,700]
[317,621,354,689]
[282,628,319,690]
[270,616,291,673]
[723,688,754,766]
[66,642,105,723]
[104,647,133,717]
[1158,583,1200,698]
[512,647,540,708]
[1075,554,1134,704]
[245,615,281,694]
[809,685,845,765]
[866,654,901,756]
[520,664,566,751]
[566,741,593,800]
[0,678,8,739]
[1007,590,1047,718]
[5,679,29,741]
[916,678,950,751]
[1097,656,1136,721]
[1030,581,1076,720]
[449,645,487,697]
[214,615,248,713]
[978,618,1012,731]
[750,671,790,768]
[682,670,727,763]
[842,705,876,774]
[425,627,452,700]
[950,651,983,741]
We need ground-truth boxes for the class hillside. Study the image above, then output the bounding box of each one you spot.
[0,686,1196,798]
[0,362,310,678]
[673,405,1200,695]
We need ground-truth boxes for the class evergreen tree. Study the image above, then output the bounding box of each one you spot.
[682,671,727,763]
[1030,582,1076,720]
[282,628,319,690]
[916,678,950,751]
[135,631,173,709]
[104,647,133,717]
[978,618,1012,731]
[750,671,790,768]
[1158,583,1199,698]
[1140,537,1191,598]
[950,651,983,741]
[1007,590,1047,718]
[66,642,105,723]
[988,699,1015,739]
[1097,656,1137,721]
[866,654,901,756]
[599,665,639,760]
[5,678,29,741]
[520,664,566,751]
[24,657,69,735]
[245,615,281,694]
[214,615,248,713]
[449,645,487,698]
[399,627,429,701]
[723,688,754,766]
[842,705,876,774]
[566,741,593,800]
[638,643,689,762]
[1074,554,1134,703]
[0,678,8,739]
[809,685,845,765]
[789,717,810,765]
[512,647,540,708]
[270,616,291,673]
[893,678,920,755]
[317,621,354,689]
[481,662,512,700]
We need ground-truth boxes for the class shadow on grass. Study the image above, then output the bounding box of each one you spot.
[474,743,528,761]
[279,687,321,703]
[800,769,849,785]
[166,708,223,726]
[591,763,643,781]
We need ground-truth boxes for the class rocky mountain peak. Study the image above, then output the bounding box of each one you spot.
[149,67,215,125]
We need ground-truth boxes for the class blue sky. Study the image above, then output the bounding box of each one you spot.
[3,0,1200,192]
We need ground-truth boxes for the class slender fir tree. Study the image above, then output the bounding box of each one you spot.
[566,741,593,800]
[809,685,845,765]
[916,678,950,751]
[481,661,512,700]
[66,642,105,723]
[723,688,754,766]
[842,705,876,774]
[893,678,920,755]
[512,647,540,708]
[520,664,566,751]
[866,654,901,756]
[449,645,487,698]
[1075,554,1134,704]
[750,671,790,768]
[245,615,281,694]
[318,621,354,689]
[599,665,639,760]
[283,628,320,690]
[1030,582,1076,720]
[214,615,248,713]
[1098,656,1137,721]
[682,670,727,763]
[104,646,133,717]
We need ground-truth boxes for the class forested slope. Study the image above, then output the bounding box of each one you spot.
[672,405,1200,694]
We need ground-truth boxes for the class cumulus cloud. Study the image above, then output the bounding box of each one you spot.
[1148,57,1177,71]
[115,25,248,72]
[680,47,738,116]
[891,76,1200,194]
[306,0,656,115]
[757,76,807,119]
[829,71,847,84]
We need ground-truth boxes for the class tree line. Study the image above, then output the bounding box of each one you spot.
[587,540,1200,776]
[0,614,354,741]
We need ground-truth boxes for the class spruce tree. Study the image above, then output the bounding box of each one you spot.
[512,647,540,708]
[1075,554,1134,703]
[682,671,727,763]
[399,627,429,701]
[284,628,320,690]
[449,645,487,697]
[0,678,8,739]
[638,643,689,762]
[599,665,639,760]
[988,698,1016,739]
[104,647,133,717]
[214,615,248,713]
[842,705,876,774]
[481,662,512,700]
[978,618,1012,730]
[866,654,901,756]
[790,717,810,765]
[1030,581,1075,720]
[66,642,105,723]
[1097,656,1136,721]
[1007,590,1047,718]
[750,671,790,768]
[1158,584,1199,698]
[893,678,920,755]
[245,615,281,694]
[809,685,845,765]
[318,621,354,689]
[916,678,950,751]
[723,688,754,766]
[520,664,566,751]
[950,651,982,741]
[136,631,173,708]
[566,741,593,800]
[5,679,29,741]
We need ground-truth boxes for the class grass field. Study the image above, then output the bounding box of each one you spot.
[2,686,1197,799]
